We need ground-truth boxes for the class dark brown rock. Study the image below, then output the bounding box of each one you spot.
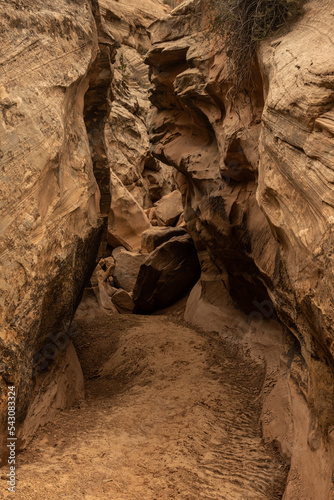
[133,235,201,313]
[141,226,187,253]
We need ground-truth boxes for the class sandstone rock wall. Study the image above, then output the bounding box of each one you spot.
[146,0,334,497]
[101,0,176,211]
[0,0,178,462]
[0,0,103,460]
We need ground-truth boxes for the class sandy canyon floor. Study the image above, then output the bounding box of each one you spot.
[1,308,287,499]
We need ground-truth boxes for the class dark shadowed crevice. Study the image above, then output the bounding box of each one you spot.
[83,44,115,218]
[83,1,119,260]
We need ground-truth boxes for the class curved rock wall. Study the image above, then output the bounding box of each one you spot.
[90,0,178,252]
[0,0,103,459]
[146,0,334,497]
[0,0,176,460]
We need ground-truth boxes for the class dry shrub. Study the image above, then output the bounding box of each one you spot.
[203,0,305,92]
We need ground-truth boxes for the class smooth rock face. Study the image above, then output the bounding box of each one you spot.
[141,226,187,253]
[155,190,183,226]
[0,0,102,458]
[108,171,151,251]
[147,0,334,496]
[111,289,135,314]
[133,234,201,313]
[112,247,147,292]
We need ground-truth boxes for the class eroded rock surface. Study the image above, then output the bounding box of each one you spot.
[0,0,175,461]
[101,0,177,212]
[155,189,183,226]
[17,341,84,450]
[141,226,187,253]
[112,247,147,292]
[0,0,103,460]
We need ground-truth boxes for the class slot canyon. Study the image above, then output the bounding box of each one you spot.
[0,0,333,498]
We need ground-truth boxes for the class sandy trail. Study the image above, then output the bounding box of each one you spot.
[2,313,287,499]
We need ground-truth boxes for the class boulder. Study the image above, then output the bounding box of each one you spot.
[111,289,135,314]
[133,234,201,313]
[141,226,187,253]
[88,262,119,313]
[112,247,147,292]
[154,190,183,226]
[99,256,116,279]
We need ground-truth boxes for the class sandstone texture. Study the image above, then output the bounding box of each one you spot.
[107,171,151,251]
[0,0,176,461]
[111,289,135,314]
[147,0,334,497]
[141,226,187,253]
[17,341,84,450]
[1,0,334,498]
[112,247,147,292]
[0,0,103,460]
[155,189,183,226]
[101,0,177,211]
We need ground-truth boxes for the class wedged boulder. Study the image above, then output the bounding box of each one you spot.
[112,247,147,292]
[154,190,183,226]
[141,226,187,253]
[111,289,135,314]
[133,234,201,313]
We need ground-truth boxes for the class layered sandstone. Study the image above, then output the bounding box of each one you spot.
[100,0,177,252]
[146,0,334,497]
[0,0,178,461]
[0,0,103,460]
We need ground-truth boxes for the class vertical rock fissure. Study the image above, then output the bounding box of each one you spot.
[84,0,118,260]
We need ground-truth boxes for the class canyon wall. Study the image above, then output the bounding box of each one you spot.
[1,0,334,496]
[146,0,334,497]
[0,0,104,459]
[0,0,171,458]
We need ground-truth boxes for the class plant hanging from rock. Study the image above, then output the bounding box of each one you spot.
[117,52,129,84]
[203,0,305,92]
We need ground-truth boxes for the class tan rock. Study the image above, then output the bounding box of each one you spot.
[147,0,334,496]
[108,172,151,251]
[101,0,174,211]
[0,0,103,460]
[176,212,187,229]
[111,289,135,314]
[17,342,84,450]
[154,190,183,226]
[112,247,147,292]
